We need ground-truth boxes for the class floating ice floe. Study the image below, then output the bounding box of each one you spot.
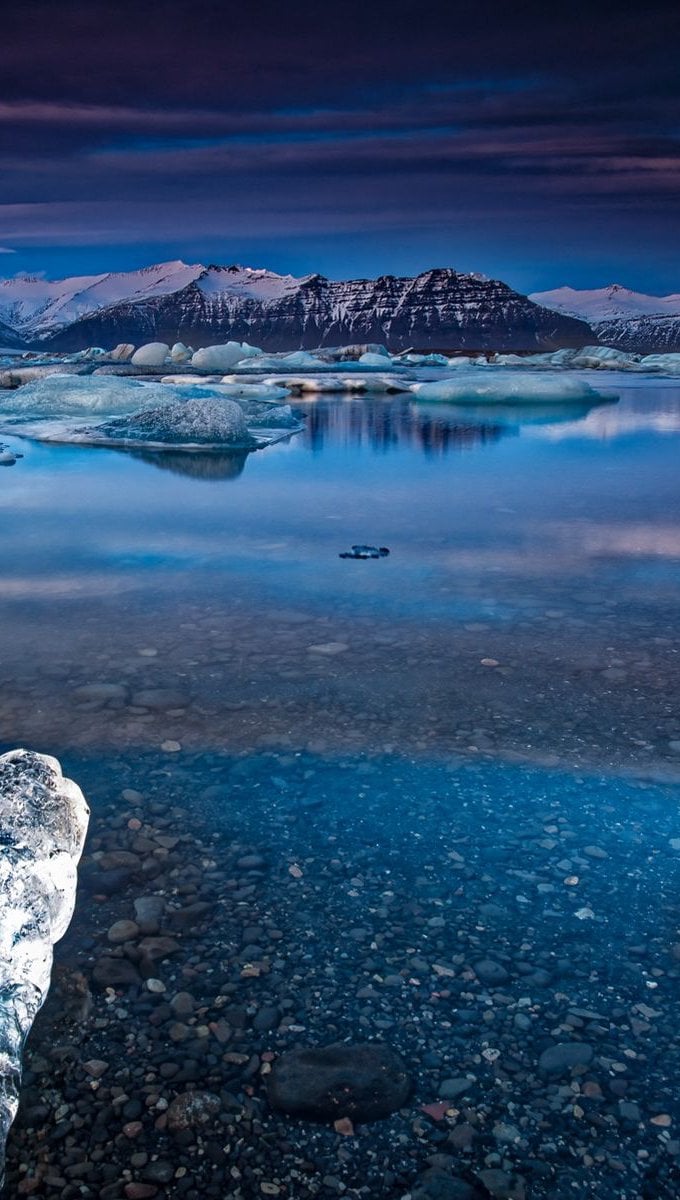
[0,374,304,449]
[0,364,89,389]
[357,351,393,367]
[410,371,610,404]
[68,397,256,449]
[258,373,408,394]
[0,443,19,465]
[0,750,89,1188]
[638,352,680,374]
[0,373,176,417]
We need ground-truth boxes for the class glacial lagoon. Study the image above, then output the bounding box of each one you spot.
[1,369,679,1198]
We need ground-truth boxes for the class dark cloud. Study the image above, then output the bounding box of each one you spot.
[0,1,678,290]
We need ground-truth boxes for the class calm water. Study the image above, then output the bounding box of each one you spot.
[2,374,680,1199]
[0,374,678,771]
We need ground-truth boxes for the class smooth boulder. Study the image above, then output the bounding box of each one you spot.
[267,1042,412,1121]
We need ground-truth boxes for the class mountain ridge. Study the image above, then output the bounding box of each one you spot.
[0,260,594,353]
[530,284,680,353]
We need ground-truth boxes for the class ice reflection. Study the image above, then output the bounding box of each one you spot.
[125,447,250,480]
[297,394,615,455]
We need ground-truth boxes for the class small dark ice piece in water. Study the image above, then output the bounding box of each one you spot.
[339,545,390,559]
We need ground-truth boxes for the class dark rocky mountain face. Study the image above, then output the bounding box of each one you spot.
[593,315,680,354]
[0,318,22,348]
[39,266,593,353]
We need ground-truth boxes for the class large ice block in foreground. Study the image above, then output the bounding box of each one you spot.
[77,397,257,448]
[0,373,180,418]
[0,750,89,1186]
[410,370,608,404]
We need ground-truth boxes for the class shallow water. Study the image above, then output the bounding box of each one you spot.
[0,376,679,772]
[1,374,680,1197]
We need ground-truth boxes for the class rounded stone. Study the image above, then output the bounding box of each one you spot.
[538,1042,594,1075]
[166,1090,222,1132]
[107,919,140,944]
[473,959,509,986]
[267,1042,412,1122]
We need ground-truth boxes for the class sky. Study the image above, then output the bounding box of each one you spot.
[1,0,679,294]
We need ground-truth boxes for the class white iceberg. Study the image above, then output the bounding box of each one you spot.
[277,351,326,369]
[262,375,349,394]
[357,351,395,367]
[191,342,262,371]
[410,370,608,404]
[0,365,88,389]
[570,345,638,369]
[0,750,89,1187]
[170,341,193,363]
[130,342,170,367]
[638,352,680,374]
[340,374,410,393]
[69,346,109,361]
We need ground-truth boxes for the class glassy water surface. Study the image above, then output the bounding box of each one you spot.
[0,376,678,770]
[2,376,680,1198]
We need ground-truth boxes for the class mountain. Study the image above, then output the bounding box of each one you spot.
[0,261,593,353]
[530,284,680,353]
[0,261,205,343]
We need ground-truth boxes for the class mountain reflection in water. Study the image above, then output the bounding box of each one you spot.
[90,393,618,480]
[297,394,612,455]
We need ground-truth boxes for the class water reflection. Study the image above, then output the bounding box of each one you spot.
[297,394,615,455]
[126,447,250,480]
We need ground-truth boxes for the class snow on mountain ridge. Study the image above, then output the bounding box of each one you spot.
[530,284,680,323]
[0,260,204,335]
[0,260,595,351]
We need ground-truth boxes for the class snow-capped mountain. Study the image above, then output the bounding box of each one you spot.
[0,261,205,341]
[530,285,680,353]
[0,260,593,352]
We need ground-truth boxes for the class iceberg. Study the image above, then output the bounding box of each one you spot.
[0,374,304,449]
[0,750,89,1188]
[0,373,180,418]
[410,371,609,404]
[570,345,639,369]
[130,342,171,367]
[0,364,88,389]
[357,351,395,367]
[66,397,256,449]
[110,343,136,362]
[191,342,262,371]
[256,373,408,394]
[638,353,680,374]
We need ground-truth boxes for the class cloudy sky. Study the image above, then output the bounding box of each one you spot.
[1,0,678,291]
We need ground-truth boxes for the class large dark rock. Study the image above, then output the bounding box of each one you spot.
[267,1042,412,1121]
